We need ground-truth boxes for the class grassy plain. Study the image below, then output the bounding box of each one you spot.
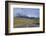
[14,17,39,27]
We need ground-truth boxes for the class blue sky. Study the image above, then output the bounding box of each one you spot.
[13,8,40,18]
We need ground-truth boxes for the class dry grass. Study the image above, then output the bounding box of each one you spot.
[14,17,39,26]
